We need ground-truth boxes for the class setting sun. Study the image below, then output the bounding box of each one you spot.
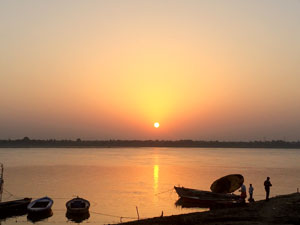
[154,122,160,128]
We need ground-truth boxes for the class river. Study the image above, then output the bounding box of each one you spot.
[0,147,299,224]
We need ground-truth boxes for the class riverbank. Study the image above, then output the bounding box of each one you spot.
[2,138,300,148]
[117,193,300,225]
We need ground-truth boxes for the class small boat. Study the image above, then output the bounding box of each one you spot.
[174,174,244,206]
[27,196,53,215]
[0,198,32,218]
[66,197,90,215]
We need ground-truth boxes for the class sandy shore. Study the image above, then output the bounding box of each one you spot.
[117,193,300,225]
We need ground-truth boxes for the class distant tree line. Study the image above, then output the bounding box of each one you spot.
[0,137,300,148]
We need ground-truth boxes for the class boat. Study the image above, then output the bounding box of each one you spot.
[174,186,240,204]
[0,198,32,218]
[174,174,244,205]
[66,197,90,222]
[66,197,90,215]
[27,196,53,215]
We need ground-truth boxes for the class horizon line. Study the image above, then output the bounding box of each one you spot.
[1,137,300,143]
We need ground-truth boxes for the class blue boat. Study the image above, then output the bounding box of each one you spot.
[27,196,53,215]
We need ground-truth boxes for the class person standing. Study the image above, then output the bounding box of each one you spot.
[239,184,247,202]
[264,177,272,201]
[248,184,254,202]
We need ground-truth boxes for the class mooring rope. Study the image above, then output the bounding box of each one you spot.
[154,187,174,196]
[89,210,137,219]
[89,210,138,223]
[3,188,23,199]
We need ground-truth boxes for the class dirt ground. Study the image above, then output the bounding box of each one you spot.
[116,193,300,225]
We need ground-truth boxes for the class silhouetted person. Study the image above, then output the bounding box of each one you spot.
[264,177,272,201]
[248,183,254,202]
[239,184,247,203]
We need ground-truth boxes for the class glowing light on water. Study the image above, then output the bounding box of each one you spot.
[153,164,159,191]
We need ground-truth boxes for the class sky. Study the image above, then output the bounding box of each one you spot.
[0,0,300,140]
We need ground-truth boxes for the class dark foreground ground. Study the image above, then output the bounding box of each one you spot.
[117,193,300,225]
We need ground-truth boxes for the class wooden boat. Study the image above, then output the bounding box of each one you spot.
[174,186,240,203]
[0,198,32,218]
[27,196,53,215]
[175,174,244,206]
[66,197,90,215]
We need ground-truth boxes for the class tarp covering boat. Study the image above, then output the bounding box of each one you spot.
[210,174,244,193]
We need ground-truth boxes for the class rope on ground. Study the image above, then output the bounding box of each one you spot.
[3,188,22,199]
[89,210,137,220]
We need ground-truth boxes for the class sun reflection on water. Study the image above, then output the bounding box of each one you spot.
[153,164,159,192]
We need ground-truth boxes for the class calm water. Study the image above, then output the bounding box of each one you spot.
[0,147,300,224]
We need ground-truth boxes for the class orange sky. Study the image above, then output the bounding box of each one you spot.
[1,1,300,140]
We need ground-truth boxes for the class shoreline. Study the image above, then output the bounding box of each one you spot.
[1,139,300,149]
[117,193,300,225]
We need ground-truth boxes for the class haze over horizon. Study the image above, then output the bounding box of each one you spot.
[1,1,300,141]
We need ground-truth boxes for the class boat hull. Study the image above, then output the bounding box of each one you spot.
[176,196,246,209]
[0,198,32,218]
[174,186,240,202]
[66,197,90,215]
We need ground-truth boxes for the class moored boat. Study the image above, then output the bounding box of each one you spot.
[27,196,53,215]
[0,198,32,218]
[174,186,240,202]
[174,174,244,205]
[66,197,90,215]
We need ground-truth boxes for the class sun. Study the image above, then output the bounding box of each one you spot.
[154,122,160,128]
